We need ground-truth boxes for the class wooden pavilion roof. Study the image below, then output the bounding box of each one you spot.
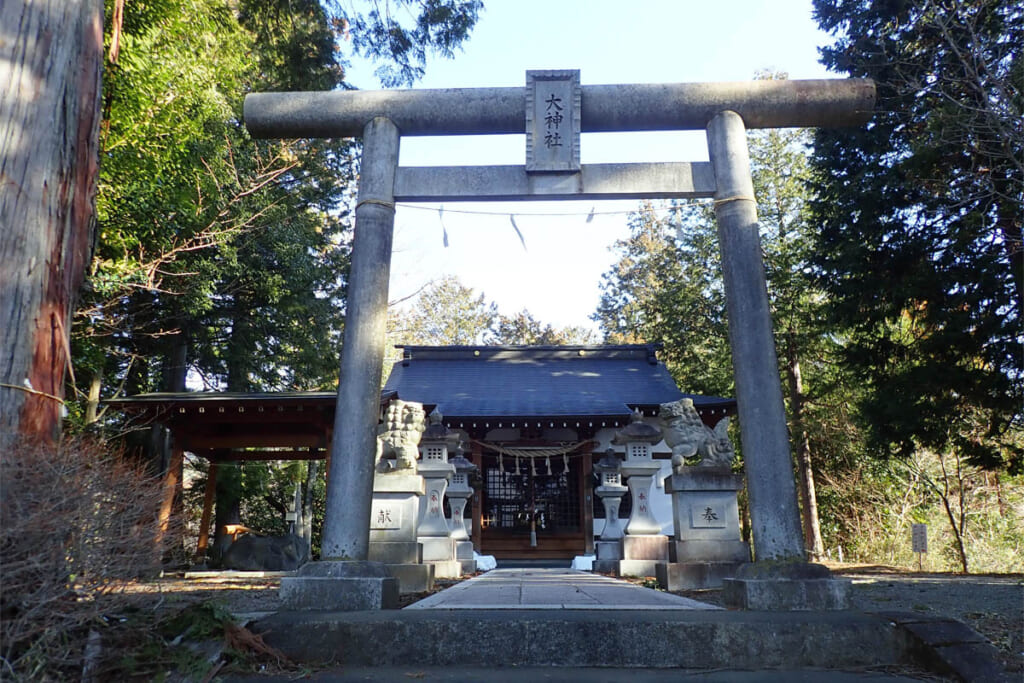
[105,390,400,461]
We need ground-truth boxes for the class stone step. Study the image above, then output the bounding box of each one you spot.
[226,665,934,682]
[253,609,915,670]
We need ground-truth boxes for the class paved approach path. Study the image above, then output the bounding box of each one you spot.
[405,567,719,610]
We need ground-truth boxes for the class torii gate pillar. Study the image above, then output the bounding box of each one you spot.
[247,74,873,611]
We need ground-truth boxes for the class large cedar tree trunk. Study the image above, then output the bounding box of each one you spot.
[0,1,103,447]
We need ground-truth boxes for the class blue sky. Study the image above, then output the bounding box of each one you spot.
[342,0,840,334]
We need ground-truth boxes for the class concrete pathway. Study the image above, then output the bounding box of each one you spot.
[405,568,720,610]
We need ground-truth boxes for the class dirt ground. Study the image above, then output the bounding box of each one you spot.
[136,564,1022,675]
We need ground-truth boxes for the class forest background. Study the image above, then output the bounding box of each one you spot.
[2,0,1021,660]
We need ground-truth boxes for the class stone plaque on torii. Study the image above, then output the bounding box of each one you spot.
[245,72,874,610]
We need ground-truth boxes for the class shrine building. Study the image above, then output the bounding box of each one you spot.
[383,344,734,560]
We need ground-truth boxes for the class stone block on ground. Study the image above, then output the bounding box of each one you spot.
[419,536,454,562]
[368,540,421,565]
[670,539,749,563]
[722,562,851,610]
[656,560,745,590]
[428,560,463,579]
[278,560,398,610]
[595,540,622,561]
[618,559,661,578]
[591,559,620,576]
[387,563,434,594]
[454,541,474,561]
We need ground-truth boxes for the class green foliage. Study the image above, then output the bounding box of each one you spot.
[338,0,484,86]
[809,0,1023,471]
[490,309,597,345]
[390,275,498,348]
[593,201,733,397]
[77,0,484,410]
[387,276,597,375]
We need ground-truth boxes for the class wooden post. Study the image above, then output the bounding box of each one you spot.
[581,446,595,555]
[471,441,483,552]
[156,446,184,550]
[196,462,218,561]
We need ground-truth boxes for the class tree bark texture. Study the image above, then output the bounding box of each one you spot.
[785,332,825,560]
[0,1,103,447]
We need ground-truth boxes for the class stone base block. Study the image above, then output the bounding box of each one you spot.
[595,540,622,561]
[429,560,463,579]
[591,559,620,575]
[419,536,454,562]
[618,559,660,577]
[454,541,474,561]
[368,541,421,565]
[723,577,852,610]
[279,561,398,610]
[655,561,744,590]
[670,539,750,563]
[386,563,434,594]
[623,534,668,561]
[458,559,477,575]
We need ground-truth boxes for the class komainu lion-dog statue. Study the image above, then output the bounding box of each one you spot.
[375,400,426,472]
[659,398,734,473]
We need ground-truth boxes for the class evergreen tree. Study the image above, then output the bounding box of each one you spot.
[389,275,498,348]
[593,201,733,398]
[490,310,596,346]
[810,0,1022,471]
[74,0,483,412]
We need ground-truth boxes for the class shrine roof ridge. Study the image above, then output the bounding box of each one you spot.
[395,344,664,362]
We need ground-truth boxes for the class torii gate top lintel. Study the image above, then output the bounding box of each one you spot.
[244,76,875,139]
[245,73,874,204]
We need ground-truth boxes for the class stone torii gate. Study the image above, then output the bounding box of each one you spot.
[245,72,874,609]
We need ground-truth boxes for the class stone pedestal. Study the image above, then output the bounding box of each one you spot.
[368,473,434,594]
[279,560,399,610]
[419,536,461,578]
[621,466,662,534]
[655,469,750,590]
[591,539,623,575]
[722,561,852,610]
[618,534,669,577]
[417,463,454,537]
[454,540,476,575]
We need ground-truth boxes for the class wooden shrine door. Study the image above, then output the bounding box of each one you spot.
[478,450,586,559]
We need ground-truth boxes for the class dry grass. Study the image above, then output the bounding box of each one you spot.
[0,437,182,680]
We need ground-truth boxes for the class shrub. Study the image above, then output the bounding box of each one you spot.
[0,438,180,679]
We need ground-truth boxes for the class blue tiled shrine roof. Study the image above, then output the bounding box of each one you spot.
[383,345,733,419]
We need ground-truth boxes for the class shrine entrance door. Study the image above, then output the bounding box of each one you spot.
[478,449,586,559]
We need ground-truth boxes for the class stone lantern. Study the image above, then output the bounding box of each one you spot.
[416,409,461,578]
[591,448,629,574]
[447,445,478,575]
[613,408,668,576]
[594,448,627,541]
